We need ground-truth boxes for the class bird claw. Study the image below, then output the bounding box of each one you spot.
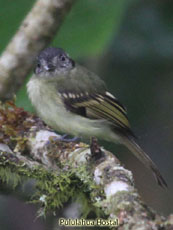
[90,137,105,160]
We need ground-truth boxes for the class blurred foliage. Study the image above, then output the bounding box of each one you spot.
[98,0,173,216]
[0,0,129,57]
[0,0,130,111]
[53,0,129,58]
[0,0,35,52]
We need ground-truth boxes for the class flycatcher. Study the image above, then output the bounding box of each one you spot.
[27,47,167,188]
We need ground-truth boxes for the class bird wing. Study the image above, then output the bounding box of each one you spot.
[58,89,132,134]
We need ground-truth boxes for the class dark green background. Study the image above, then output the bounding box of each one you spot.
[0,0,173,229]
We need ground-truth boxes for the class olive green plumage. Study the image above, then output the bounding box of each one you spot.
[27,47,167,188]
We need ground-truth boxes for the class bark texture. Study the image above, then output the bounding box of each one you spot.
[0,0,76,100]
[0,102,172,230]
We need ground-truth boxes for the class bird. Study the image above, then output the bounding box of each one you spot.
[27,47,167,188]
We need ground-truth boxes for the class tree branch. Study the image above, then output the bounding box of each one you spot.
[0,0,76,100]
[0,102,172,229]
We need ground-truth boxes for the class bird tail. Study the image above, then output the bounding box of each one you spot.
[120,136,167,188]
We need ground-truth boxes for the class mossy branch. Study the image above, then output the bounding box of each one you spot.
[0,101,172,229]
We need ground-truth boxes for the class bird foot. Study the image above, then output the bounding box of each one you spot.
[90,137,105,160]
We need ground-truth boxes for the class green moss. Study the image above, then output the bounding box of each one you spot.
[94,190,139,217]
[0,102,105,217]
[0,150,104,217]
[0,166,22,189]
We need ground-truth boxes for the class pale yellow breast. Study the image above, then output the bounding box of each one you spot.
[27,77,118,142]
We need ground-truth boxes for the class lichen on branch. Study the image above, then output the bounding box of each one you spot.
[0,101,172,229]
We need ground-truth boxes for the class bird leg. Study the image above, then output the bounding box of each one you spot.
[90,137,105,161]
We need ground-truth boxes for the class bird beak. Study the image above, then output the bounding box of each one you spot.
[45,64,55,72]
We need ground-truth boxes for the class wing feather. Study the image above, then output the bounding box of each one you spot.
[60,90,131,133]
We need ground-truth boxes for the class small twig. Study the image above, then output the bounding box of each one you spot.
[0,0,76,100]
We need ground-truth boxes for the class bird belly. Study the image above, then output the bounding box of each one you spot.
[27,78,120,142]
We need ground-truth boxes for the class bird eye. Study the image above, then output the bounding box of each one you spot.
[37,63,41,68]
[34,62,42,74]
[59,55,66,62]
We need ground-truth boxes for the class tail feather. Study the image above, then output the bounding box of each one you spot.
[120,136,167,188]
